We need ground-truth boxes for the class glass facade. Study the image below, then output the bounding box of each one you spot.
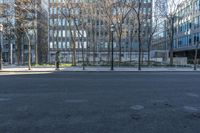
[153,0,200,51]
[173,0,200,49]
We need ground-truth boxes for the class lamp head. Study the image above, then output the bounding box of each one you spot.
[0,24,3,32]
[111,24,115,32]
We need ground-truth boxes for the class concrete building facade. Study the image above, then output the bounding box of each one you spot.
[48,0,152,64]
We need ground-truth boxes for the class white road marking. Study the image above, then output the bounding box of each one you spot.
[184,106,199,112]
[0,98,11,102]
[130,105,144,110]
[186,93,199,98]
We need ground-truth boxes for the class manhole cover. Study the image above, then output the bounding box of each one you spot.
[130,105,144,110]
[0,98,11,102]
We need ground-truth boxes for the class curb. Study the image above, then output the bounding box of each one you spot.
[0,70,200,73]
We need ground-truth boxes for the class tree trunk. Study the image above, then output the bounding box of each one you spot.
[25,31,31,70]
[107,30,111,65]
[86,34,90,65]
[194,42,199,71]
[107,30,112,64]
[8,38,12,65]
[0,31,3,70]
[69,20,76,66]
[21,35,25,65]
[138,20,142,70]
[118,36,122,66]
[92,23,96,65]
[138,31,142,71]
[169,39,174,66]
[17,35,21,65]
[81,40,85,70]
[170,18,174,66]
[35,31,38,65]
[72,38,76,66]
[148,39,151,67]
[130,30,134,64]
[118,24,123,66]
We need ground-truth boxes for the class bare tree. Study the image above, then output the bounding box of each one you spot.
[15,0,37,70]
[72,2,87,70]
[87,3,98,65]
[62,0,78,66]
[128,16,137,64]
[146,13,158,66]
[156,0,182,66]
[113,0,132,65]
[131,0,144,70]
[99,0,114,64]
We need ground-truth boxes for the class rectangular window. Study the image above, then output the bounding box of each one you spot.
[63,30,66,37]
[63,42,66,49]
[58,30,62,37]
[50,42,53,49]
[54,41,57,48]
[58,42,62,48]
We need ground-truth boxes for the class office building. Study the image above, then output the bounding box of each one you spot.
[152,0,200,63]
[48,0,152,64]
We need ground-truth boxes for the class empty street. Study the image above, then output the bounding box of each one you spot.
[0,72,200,133]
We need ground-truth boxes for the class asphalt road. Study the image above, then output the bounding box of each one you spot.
[0,72,200,133]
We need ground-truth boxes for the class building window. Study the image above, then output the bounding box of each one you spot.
[58,42,62,48]
[50,42,53,49]
[63,30,66,37]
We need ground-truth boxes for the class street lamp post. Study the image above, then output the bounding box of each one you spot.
[0,24,3,70]
[111,25,115,71]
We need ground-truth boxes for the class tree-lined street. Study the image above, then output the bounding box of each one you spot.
[0,72,200,133]
[1,0,200,133]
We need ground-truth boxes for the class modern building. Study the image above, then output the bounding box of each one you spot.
[15,0,49,65]
[151,0,168,60]
[48,0,152,64]
[0,0,49,65]
[37,0,49,64]
[173,0,200,62]
[0,0,16,64]
[152,0,200,63]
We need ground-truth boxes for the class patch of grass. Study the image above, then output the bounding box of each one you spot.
[60,63,72,67]
[33,64,54,67]
[33,63,72,67]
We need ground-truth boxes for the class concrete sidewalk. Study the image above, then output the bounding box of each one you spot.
[0,66,199,72]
